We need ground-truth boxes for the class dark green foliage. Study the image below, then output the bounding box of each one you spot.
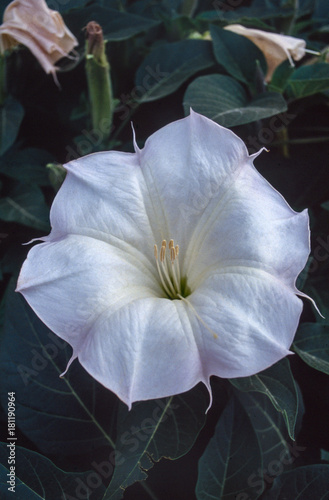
[0,0,329,498]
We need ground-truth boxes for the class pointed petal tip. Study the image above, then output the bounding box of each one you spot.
[131,122,141,154]
[204,378,213,414]
[60,352,77,377]
[22,235,49,246]
[296,289,324,319]
[249,146,268,160]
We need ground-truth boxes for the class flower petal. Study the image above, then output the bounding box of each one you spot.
[78,298,205,408]
[187,267,303,379]
[138,109,249,255]
[49,150,158,263]
[17,236,207,408]
[185,158,310,292]
[224,24,306,81]
[17,234,161,353]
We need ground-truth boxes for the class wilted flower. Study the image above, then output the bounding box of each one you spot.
[17,111,310,409]
[224,24,308,81]
[0,0,78,82]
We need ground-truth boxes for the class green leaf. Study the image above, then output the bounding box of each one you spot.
[0,444,105,500]
[104,385,208,500]
[210,25,267,85]
[183,74,287,127]
[57,0,90,12]
[262,465,329,499]
[236,391,303,488]
[195,396,263,500]
[0,183,50,231]
[230,359,298,440]
[46,163,67,192]
[268,59,295,93]
[314,0,329,19]
[0,148,53,186]
[135,40,215,102]
[0,282,118,456]
[0,97,24,156]
[197,5,294,23]
[286,63,329,99]
[293,323,329,375]
[65,6,161,42]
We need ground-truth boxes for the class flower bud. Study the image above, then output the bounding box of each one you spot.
[85,21,114,142]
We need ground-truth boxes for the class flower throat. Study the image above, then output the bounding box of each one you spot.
[154,239,190,299]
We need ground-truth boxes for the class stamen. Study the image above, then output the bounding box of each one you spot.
[154,238,182,299]
[160,244,166,263]
[162,250,176,294]
[170,247,175,262]
[154,244,174,298]
[175,245,180,284]
[154,241,217,338]
[305,49,321,55]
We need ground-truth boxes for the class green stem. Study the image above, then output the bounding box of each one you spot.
[287,0,299,35]
[86,51,113,141]
[275,127,290,158]
[85,22,114,142]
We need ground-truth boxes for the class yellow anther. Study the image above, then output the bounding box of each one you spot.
[154,244,158,259]
[160,245,166,263]
[175,245,179,256]
[170,247,176,262]
[162,239,167,248]
[169,239,174,250]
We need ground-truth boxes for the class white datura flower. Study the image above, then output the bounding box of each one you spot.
[17,111,310,409]
[0,0,78,82]
[224,24,310,82]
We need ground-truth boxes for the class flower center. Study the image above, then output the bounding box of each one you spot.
[154,239,189,299]
[154,239,218,338]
